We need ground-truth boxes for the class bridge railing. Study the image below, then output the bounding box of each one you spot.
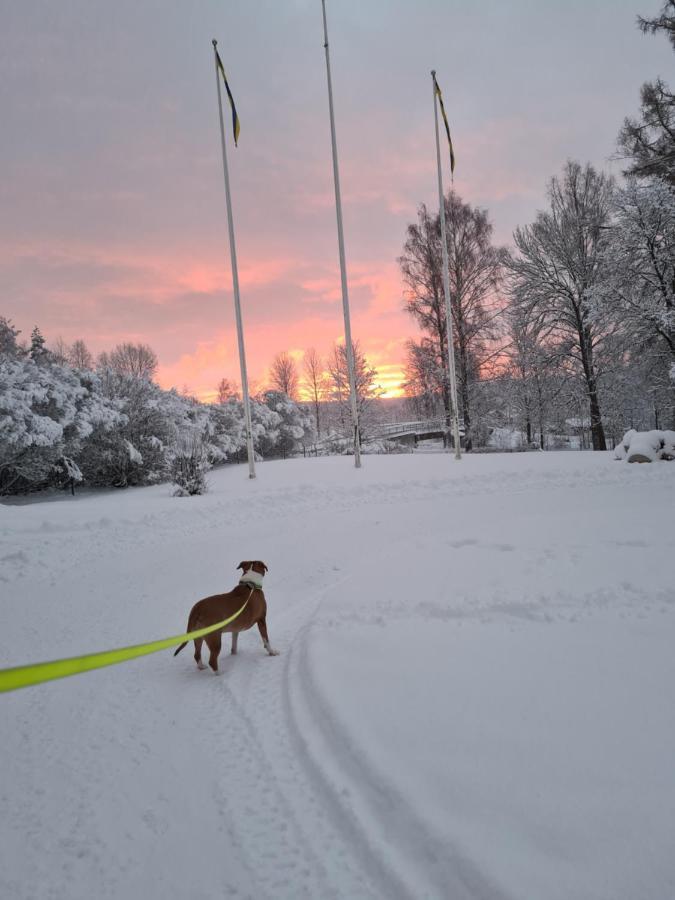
[370,418,465,438]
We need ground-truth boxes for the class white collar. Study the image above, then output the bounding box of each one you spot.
[239,570,264,589]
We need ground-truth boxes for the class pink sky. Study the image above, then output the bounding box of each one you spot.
[2,1,670,400]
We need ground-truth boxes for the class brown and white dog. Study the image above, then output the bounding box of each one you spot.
[174,561,278,673]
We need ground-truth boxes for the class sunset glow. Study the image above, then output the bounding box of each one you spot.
[2,2,667,405]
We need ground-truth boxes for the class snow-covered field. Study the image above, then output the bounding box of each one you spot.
[1,451,674,900]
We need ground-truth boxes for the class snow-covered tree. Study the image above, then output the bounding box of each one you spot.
[0,317,22,358]
[618,1,675,184]
[402,338,446,419]
[595,179,675,365]
[327,341,383,442]
[0,357,122,493]
[507,162,615,450]
[29,327,49,364]
[257,390,313,457]
[399,192,503,448]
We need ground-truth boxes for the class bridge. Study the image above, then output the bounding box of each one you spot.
[302,417,466,456]
[367,417,465,446]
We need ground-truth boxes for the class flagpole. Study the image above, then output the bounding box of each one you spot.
[213,40,256,479]
[321,0,361,469]
[432,70,462,461]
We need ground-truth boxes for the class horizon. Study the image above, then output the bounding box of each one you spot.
[2,0,672,401]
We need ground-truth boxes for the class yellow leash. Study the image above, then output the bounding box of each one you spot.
[0,597,250,695]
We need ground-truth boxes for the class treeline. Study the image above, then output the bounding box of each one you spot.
[0,323,313,496]
[399,3,675,450]
[254,342,385,442]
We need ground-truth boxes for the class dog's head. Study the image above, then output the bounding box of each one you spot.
[237,560,268,578]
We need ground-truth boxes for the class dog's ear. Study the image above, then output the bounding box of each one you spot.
[236,561,249,571]
[262,562,269,573]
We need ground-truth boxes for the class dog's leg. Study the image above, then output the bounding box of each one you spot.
[257,618,279,656]
[231,631,239,655]
[207,633,222,674]
[194,638,207,670]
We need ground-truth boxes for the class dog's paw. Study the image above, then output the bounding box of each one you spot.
[196,662,207,671]
[267,648,280,656]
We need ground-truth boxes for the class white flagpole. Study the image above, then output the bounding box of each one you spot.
[432,70,462,461]
[321,0,362,469]
[213,39,256,479]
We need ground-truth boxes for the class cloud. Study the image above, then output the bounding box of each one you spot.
[3,0,670,403]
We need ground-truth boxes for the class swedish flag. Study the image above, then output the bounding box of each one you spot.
[433,73,455,175]
[215,49,240,146]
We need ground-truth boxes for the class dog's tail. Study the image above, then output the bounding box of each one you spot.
[174,610,197,657]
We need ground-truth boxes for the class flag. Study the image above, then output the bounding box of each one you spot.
[215,49,240,146]
[433,73,455,175]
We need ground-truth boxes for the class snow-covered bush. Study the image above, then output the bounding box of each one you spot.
[617,429,675,463]
[361,439,411,455]
[171,432,211,496]
[614,429,637,460]
[50,455,83,493]
[627,430,665,463]
[661,430,675,461]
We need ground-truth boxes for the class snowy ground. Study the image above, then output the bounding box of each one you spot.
[1,451,674,900]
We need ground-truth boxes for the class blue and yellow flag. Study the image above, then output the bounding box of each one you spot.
[433,73,455,175]
[215,49,240,146]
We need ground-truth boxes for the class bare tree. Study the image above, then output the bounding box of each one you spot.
[399,191,503,448]
[99,343,158,380]
[402,339,445,419]
[216,377,239,403]
[69,339,94,370]
[302,348,327,436]
[51,336,70,365]
[502,293,572,448]
[507,161,614,450]
[327,341,383,441]
[269,351,299,400]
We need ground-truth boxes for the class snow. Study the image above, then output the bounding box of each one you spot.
[1,451,675,900]
[617,428,675,463]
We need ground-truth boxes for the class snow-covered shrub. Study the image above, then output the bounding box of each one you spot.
[618,429,675,463]
[627,430,664,463]
[171,433,211,496]
[614,429,637,460]
[50,455,83,493]
[361,439,411,455]
[661,431,675,461]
